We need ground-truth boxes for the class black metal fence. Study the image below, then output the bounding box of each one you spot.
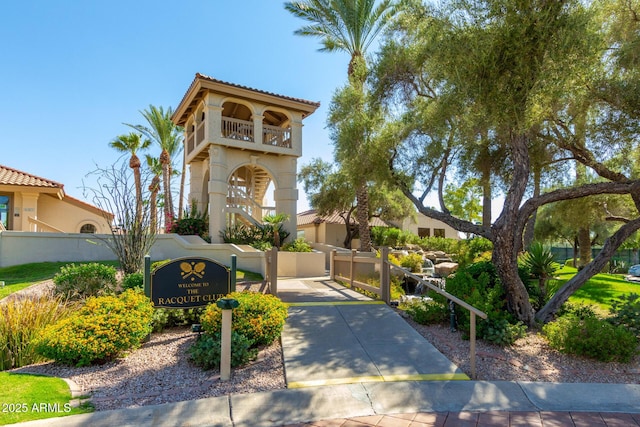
[550,247,639,266]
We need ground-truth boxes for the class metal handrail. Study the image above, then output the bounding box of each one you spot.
[388,262,486,379]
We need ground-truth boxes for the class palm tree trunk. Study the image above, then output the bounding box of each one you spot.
[133,167,142,226]
[356,183,372,252]
[178,141,186,220]
[160,149,173,231]
[149,175,160,232]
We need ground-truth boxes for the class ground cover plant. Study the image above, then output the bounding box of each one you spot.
[0,372,91,425]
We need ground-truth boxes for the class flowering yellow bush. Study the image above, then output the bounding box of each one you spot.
[36,290,153,366]
[200,292,288,347]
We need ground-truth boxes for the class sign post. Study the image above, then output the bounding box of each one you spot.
[216,298,239,381]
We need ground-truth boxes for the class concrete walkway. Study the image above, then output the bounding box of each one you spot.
[11,277,640,427]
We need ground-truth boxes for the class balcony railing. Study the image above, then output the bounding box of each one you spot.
[263,124,291,148]
[196,121,205,144]
[186,133,195,155]
[186,117,294,158]
[222,117,254,142]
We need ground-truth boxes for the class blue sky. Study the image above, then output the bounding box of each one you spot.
[0,1,352,211]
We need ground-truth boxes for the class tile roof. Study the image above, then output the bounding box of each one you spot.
[194,73,321,108]
[172,73,321,126]
[298,209,390,227]
[0,164,64,189]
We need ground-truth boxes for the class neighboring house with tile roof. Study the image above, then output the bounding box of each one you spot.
[0,165,113,233]
[297,209,460,249]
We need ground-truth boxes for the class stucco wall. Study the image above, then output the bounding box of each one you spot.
[38,195,111,233]
[399,213,460,239]
[277,251,325,277]
[0,232,266,276]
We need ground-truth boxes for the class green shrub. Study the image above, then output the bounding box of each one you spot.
[200,292,288,347]
[543,313,638,362]
[403,298,449,325]
[400,252,423,273]
[188,332,257,370]
[456,238,493,267]
[482,318,526,346]
[169,206,209,240]
[609,293,640,338]
[152,307,205,332]
[121,272,143,291]
[282,237,313,252]
[151,259,171,271]
[445,261,529,346]
[53,263,117,300]
[557,302,599,319]
[36,290,153,366]
[418,236,459,254]
[0,295,74,370]
[220,220,289,251]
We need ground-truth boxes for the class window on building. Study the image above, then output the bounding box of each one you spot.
[80,223,97,234]
[418,227,430,238]
[0,194,11,230]
[434,228,445,238]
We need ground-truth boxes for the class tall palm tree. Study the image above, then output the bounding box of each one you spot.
[285,0,395,251]
[109,132,151,224]
[145,155,162,233]
[127,105,183,232]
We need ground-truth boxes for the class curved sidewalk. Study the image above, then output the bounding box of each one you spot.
[11,277,640,427]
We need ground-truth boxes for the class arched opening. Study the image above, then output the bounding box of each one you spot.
[80,223,97,234]
[262,109,292,148]
[221,101,253,142]
[227,165,275,227]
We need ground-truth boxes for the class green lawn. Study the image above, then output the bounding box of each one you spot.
[0,372,92,425]
[549,265,640,313]
[0,261,263,300]
[0,261,119,299]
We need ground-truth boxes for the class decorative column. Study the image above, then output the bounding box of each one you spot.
[274,158,298,243]
[205,96,223,141]
[188,160,205,212]
[208,145,228,243]
[289,118,303,156]
[252,114,264,145]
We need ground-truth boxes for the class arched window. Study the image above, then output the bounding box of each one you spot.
[80,223,97,233]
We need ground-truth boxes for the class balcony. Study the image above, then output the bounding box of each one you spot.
[222,117,254,142]
[185,116,293,160]
[263,124,291,148]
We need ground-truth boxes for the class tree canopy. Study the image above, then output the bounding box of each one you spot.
[371,0,640,324]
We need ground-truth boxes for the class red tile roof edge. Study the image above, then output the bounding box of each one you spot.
[0,164,64,189]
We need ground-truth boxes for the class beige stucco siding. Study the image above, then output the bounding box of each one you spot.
[35,194,111,233]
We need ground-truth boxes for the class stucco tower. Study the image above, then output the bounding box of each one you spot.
[172,74,319,243]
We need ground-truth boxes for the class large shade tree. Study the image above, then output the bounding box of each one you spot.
[372,0,640,324]
[285,0,396,251]
[299,157,414,248]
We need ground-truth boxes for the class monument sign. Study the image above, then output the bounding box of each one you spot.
[150,257,230,308]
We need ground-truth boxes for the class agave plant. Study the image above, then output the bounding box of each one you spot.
[522,242,559,306]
